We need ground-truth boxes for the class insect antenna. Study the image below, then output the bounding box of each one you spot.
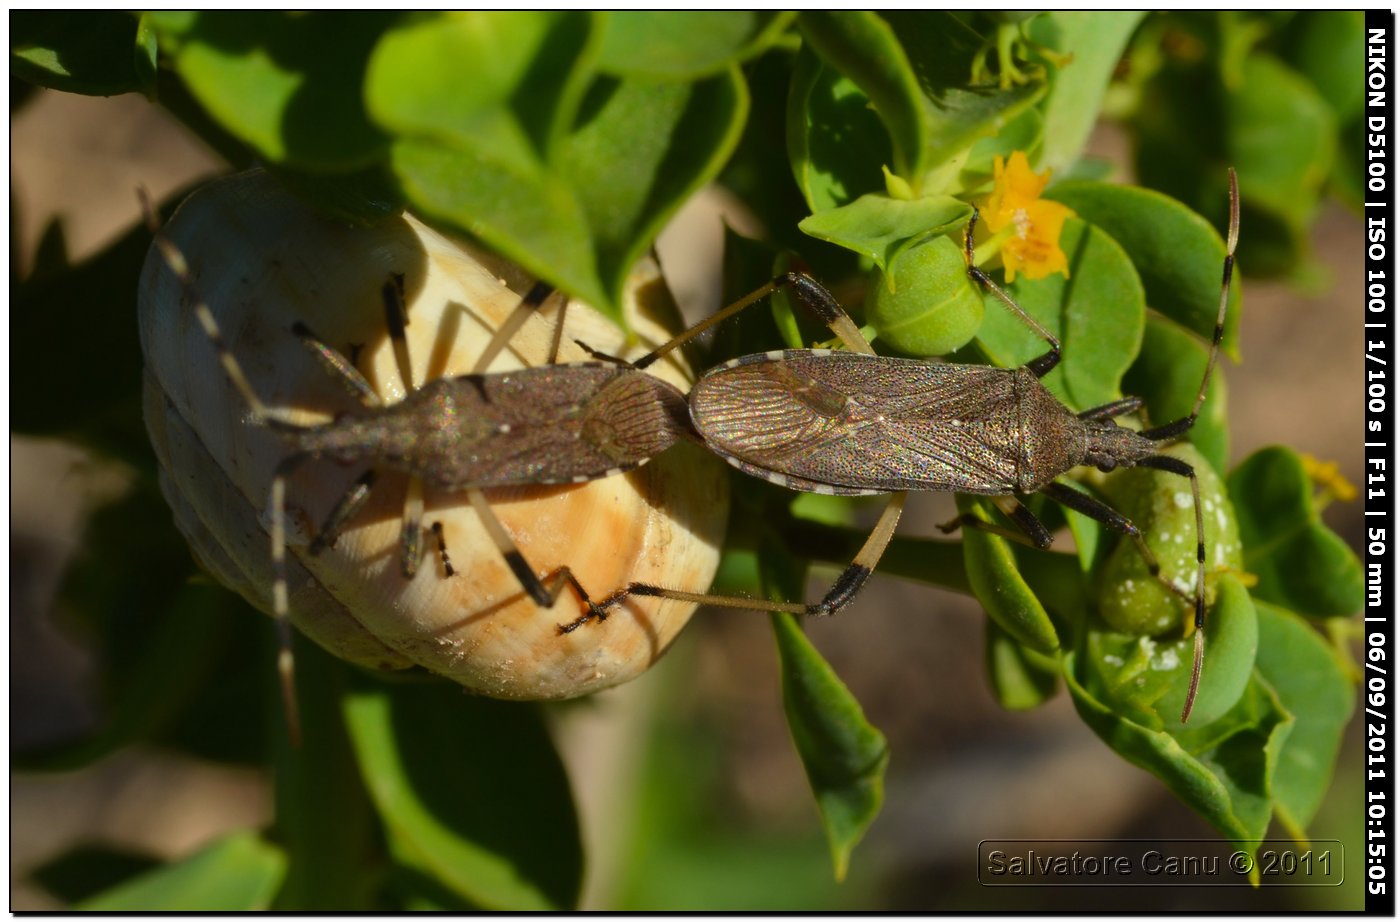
[139,188,304,743]
[1139,168,1240,723]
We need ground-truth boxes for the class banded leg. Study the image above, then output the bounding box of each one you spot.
[937,496,1053,549]
[1039,482,1168,584]
[378,274,437,580]
[471,281,558,374]
[399,476,466,580]
[308,469,378,555]
[465,490,605,626]
[401,474,426,578]
[431,521,455,577]
[633,269,877,369]
[141,189,307,741]
[269,454,310,745]
[590,491,908,623]
[292,322,383,409]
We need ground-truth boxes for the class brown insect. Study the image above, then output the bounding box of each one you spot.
[600,170,1241,723]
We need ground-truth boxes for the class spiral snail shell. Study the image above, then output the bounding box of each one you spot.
[139,170,728,700]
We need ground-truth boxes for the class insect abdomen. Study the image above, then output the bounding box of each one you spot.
[359,364,689,489]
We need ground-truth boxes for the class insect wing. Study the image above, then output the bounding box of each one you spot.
[692,351,1022,493]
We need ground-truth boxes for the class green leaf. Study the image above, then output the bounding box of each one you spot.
[1253,602,1356,834]
[76,832,286,911]
[959,105,1044,191]
[797,12,928,182]
[559,68,749,313]
[1046,180,1244,358]
[1227,53,1336,245]
[272,642,378,910]
[786,45,894,213]
[596,11,794,79]
[762,542,887,882]
[343,677,582,910]
[386,139,607,313]
[881,12,1048,188]
[985,618,1060,710]
[1279,11,1365,125]
[133,14,159,98]
[1120,316,1231,475]
[1066,653,1288,852]
[153,11,394,170]
[720,46,821,256]
[974,218,1146,412]
[369,14,746,321]
[31,846,162,906]
[799,194,970,272]
[1227,446,1365,617]
[770,614,888,882]
[1085,575,1258,728]
[1128,22,1334,277]
[262,161,404,226]
[1029,12,1147,173]
[958,496,1060,654]
[866,234,984,356]
[365,12,597,161]
[800,12,1047,192]
[11,10,150,96]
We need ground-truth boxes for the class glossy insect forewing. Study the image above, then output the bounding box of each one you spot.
[693,350,1086,495]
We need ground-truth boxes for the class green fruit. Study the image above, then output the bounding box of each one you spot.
[867,235,983,356]
[1094,442,1243,636]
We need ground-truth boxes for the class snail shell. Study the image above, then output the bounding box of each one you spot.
[138,170,729,699]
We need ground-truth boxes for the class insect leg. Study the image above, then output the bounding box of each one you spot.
[375,276,441,580]
[937,496,1053,548]
[964,205,1062,377]
[1078,396,1144,423]
[140,189,292,426]
[470,281,559,373]
[633,270,876,370]
[401,475,426,578]
[1090,169,1235,722]
[291,322,383,408]
[143,189,306,740]
[1039,481,1168,580]
[1041,476,1204,721]
[464,489,606,623]
[594,492,908,618]
[307,469,378,555]
[270,453,310,746]
[381,274,416,397]
[431,521,455,577]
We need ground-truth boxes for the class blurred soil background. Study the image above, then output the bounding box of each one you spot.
[11,85,1366,910]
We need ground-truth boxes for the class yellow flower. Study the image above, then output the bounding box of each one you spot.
[981,151,1074,282]
[1300,453,1359,503]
